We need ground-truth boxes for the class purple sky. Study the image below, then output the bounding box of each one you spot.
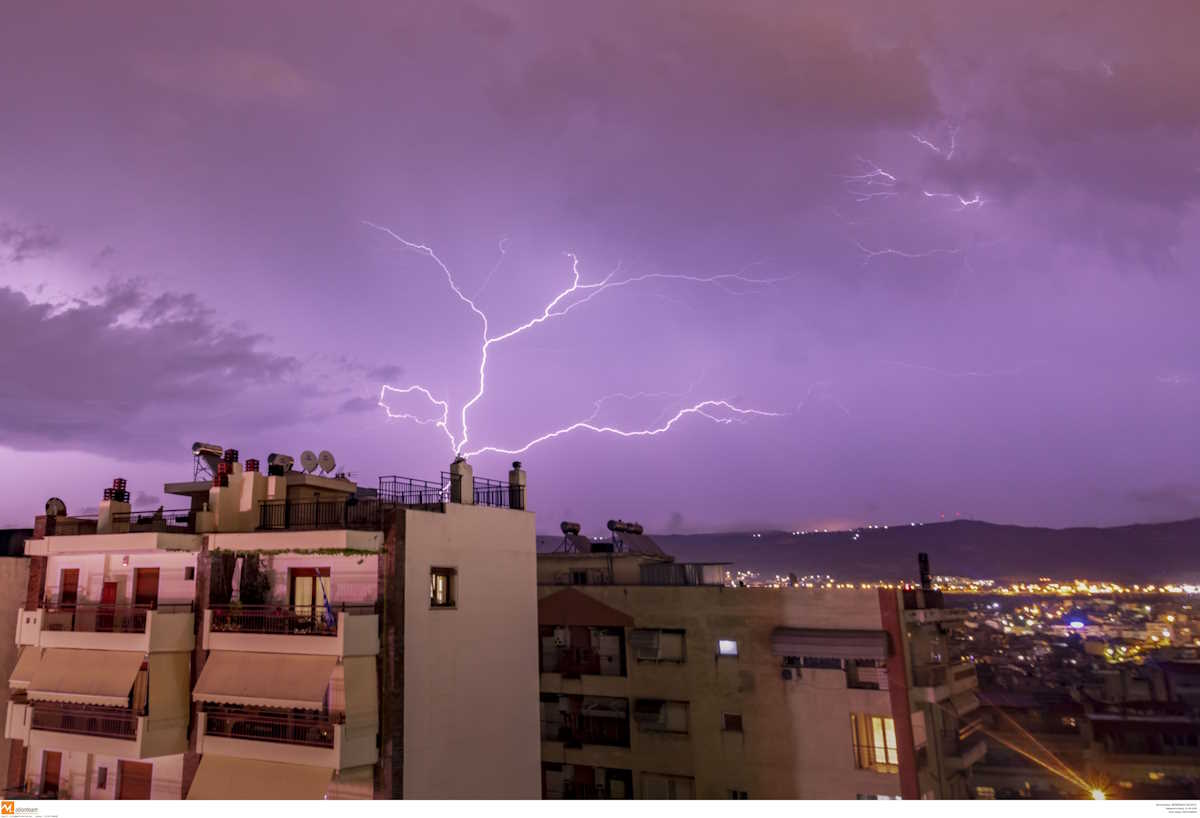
[3,1,1199,534]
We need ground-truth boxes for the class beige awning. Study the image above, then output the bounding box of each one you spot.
[187,754,332,800]
[770,627,890,660]
[10,647,43,690]
[950,691,981,717]
[193,651,336,710]
[28,648,144,707]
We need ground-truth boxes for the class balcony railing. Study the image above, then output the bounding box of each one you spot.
[541,720,631,748]
[209,603,376,636]
[42,514,99,536]
[257,499,384,531]
[377,475,449,509]
[41,602,193,634]
[31,703,137,740]
[111,508,195,533]
[470,476,525,509]
[203,708,337,748]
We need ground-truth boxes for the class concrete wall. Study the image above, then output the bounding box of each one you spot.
[538,584,901,799]
[0,557,30,783]
[44,551,197,606]
[24,746,184,799]
[402,503,540,798]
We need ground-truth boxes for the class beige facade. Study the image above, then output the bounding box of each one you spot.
[5,453,540,800]
[536,546,984,800]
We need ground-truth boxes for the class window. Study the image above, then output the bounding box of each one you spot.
[97,767,108,790]
[630,629,685,662]
[717,639,739,657]
[851,714,899,774]
[633,699,688,733]
[641,773,694,800]
[722,713,744,732]
[729,790,748,799]
[184,566,195,580]
[975,786,995,799]
[430,567,456,608]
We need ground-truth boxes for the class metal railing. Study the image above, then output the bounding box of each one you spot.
[471,475,525,509]
[542,648,625,678]
[378,475,449,508]
[204,708,337,748]
[42,515,99,536]
[31,703,137,740]
[111,508,195,533]
[209,603,375,636]
[257,498,384,531]
[41,602,193,634]
[540,720,631,748]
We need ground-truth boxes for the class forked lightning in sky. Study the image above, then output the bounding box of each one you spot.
[366,222,787,459]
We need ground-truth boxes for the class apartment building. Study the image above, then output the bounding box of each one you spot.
[4,448,539,799]
[536,524,984,799]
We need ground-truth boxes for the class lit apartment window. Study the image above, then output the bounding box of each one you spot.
[722,713,744,732]
[850,713,899,773]
[717,639,739,657]
[430,567,456,608]
[975,786,995,799]
[633,699,689,733]
[630,629,685,662]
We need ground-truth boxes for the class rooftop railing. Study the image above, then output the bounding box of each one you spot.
[203,707,338,748]
[42,602,193,634]
[31,703,137,740]
[378,475,449,509]
[209,603,376,636]
[111,508,195,533]
[257,498,384,531]
[471,475,525,509]
[42,514,99,536]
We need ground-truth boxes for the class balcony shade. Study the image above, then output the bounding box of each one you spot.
[10,647,44,690]
[27,648,144,707]
[187,755,332,800]
[193,651,336,710]
[950,691,980,717]
[770,627,890,661]
[538,588,633,628]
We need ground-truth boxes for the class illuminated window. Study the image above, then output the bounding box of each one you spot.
[851,713,899,773]
[717,639,739,657]
[430,567,456,608]
[1148,772,1165,782]
[975,786,995,799]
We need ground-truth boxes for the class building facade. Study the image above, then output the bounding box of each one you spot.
[536,531,985,799]
[4,450,539,799]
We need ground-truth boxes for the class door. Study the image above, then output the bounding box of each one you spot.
[116,760,153,799]
[289,568,330,630]
[97,581,118,632]
[40,751,61,797]
[59,569,79,608]
[133,568,159,609]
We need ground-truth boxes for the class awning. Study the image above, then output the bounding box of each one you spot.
[770,627,890,660]
[950,691,980,717]
[27,648,144,707]
[187,755,332,800]
[10,647,43,690]
[193,651,336,710]
[538,588,633,628]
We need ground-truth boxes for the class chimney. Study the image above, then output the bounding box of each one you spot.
[918,552,932,591]
[449,457,473,505]
[508,461,526,510]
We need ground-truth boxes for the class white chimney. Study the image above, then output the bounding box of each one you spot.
[449,457,473,504]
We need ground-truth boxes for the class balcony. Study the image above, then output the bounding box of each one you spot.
[15,605,195,653]
[31,702,138,740]
[540,695,631,749]
[945,736,988,771]
[23,701,161,757]
[196,709,377,769]
[257,499,385,531]
[911,661,977,703]
[201,605,379,657]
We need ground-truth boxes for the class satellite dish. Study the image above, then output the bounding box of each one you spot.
[318,450,336,474]
[300,450,319,473]
[45,498,67,517]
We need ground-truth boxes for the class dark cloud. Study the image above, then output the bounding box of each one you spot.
[0,281,305,457]
[132,491,160,507]
[339,396,377,414]
[366,364,404,382]
[1127,484,1200,518]
[0,223,59,263]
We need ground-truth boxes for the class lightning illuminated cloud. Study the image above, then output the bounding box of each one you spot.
[368,222,786,459]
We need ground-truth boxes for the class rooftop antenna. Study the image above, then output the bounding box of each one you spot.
[318,450,336,475]
[192,442,223,480]
[300,450,319,474]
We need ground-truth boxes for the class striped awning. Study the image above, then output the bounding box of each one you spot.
[770,627,890,660]
[193,651,336,710]
[27,648,143,707]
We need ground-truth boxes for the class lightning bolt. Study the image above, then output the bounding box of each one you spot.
[367,222,786,459]
[911,124,959,160]
[842,157,900,202]
[853,240,964,264]
[922,190,985,210]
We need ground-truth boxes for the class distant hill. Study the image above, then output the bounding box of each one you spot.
[641,519,1200,584]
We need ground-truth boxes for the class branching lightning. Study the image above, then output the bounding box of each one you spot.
[368,222,786,460]
[911,123,959,160]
